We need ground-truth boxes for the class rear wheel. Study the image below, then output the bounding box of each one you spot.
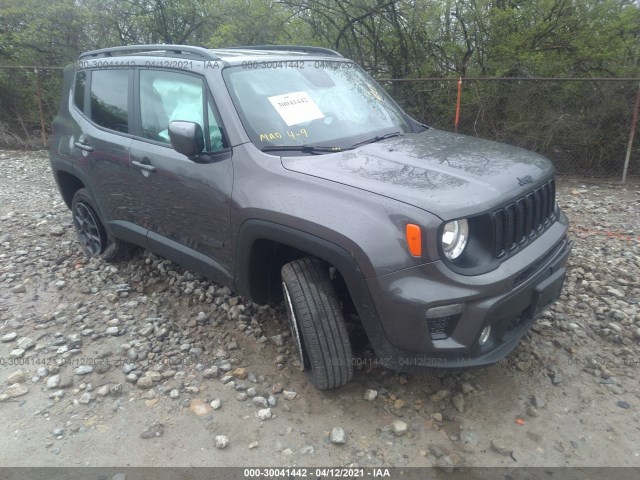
[281,257,353,389]
[71,189,136,262]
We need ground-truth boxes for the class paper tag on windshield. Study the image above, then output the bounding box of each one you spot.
[267,91,325,126]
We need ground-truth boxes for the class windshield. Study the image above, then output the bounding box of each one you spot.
[222,60,413,152]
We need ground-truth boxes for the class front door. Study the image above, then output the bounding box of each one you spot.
[129,68,234,286]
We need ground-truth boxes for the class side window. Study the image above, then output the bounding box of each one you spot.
[74,71,86,113]
[139,69,226,152]
[90,70,129,133]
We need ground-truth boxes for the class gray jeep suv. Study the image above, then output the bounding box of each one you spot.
[50,45,572,389]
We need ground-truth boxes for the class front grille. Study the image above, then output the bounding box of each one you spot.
[493,179,556,258]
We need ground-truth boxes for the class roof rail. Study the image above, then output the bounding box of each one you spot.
[78,44,220,61]
[225,45,343,58]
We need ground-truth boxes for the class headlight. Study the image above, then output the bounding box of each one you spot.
[441,219,469,260]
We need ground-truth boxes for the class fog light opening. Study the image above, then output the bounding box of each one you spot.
[479,325,492,346]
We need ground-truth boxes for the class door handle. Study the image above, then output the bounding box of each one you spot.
[132,160,157,173]
[74,141,94,152]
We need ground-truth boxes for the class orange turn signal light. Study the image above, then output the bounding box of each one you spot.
[405,223,422,257]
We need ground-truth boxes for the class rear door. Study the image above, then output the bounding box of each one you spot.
[128,68,234,286]
[70,68,146,246]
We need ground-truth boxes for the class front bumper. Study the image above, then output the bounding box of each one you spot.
[364,219,572,371]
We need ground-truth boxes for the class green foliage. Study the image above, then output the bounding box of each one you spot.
[0,0,91,64]
[0,0,638,173]
[0,0,637,77]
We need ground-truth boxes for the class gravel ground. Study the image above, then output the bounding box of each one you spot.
[1,150,639,468]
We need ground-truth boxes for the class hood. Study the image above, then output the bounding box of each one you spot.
[281,128,555,219]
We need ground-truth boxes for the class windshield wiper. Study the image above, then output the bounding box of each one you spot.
[260,145,342,154]
[348,132,403,149]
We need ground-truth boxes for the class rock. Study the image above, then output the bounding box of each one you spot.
[236,392,248,401]
[267,395,277,407]
[1,332,17,343]
[428,445,449,459]
[203,367,219,379]
[432,413,443,423]
[106,326,119,336]
[531,395,546,409]
[11,284,26,294]
[253,396,268,408]
[215,435,229,449]
[391,420,408,436]
[139,324,154,336]
[4,383,29,398]
[617,401,632,409]
[169,389,179,399]
[608,384,624,395]
[210,399,222,410]
[363,389,378,401]
[189,398,213,416]
[78,392,92,404]
[526,406,539,417]
[270,335,285,347]
[232,367,248,379]
[435,454,463,472]
[330,427,347,444]
[52,427,64,437]
[96,385,110,397]
[606,287,625,299]
[140,422,164,439]
[46,375,61,390]
[48,390,65,400]
[136,377,154,389]
[256,408,272,420]
[7,371,26,384]
[16,337,35,350]
[451,393,465,413]
[300,445,314,455]
[248,441,259,449]
[246,387,257,397]
[430,389,451,402]
[272,383,284,394]
[49,225,65,236]
[74,365,93,375]
[490,439,512,456]
[9,349,25,358]
[283,390,297,400]
[460,382,475,394]
[122,364,136,374]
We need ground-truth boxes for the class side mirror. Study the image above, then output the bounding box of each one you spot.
[168,121,204,158]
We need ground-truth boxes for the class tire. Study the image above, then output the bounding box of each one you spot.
[281,257,353,389]
[71,188,136,262]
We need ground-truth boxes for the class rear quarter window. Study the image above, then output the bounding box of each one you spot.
[73,71,86,113]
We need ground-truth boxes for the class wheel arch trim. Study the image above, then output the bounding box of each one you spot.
[235,219,390,355]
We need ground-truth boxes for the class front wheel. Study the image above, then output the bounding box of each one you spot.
[71,188,136,262]
[281,257,353,389]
